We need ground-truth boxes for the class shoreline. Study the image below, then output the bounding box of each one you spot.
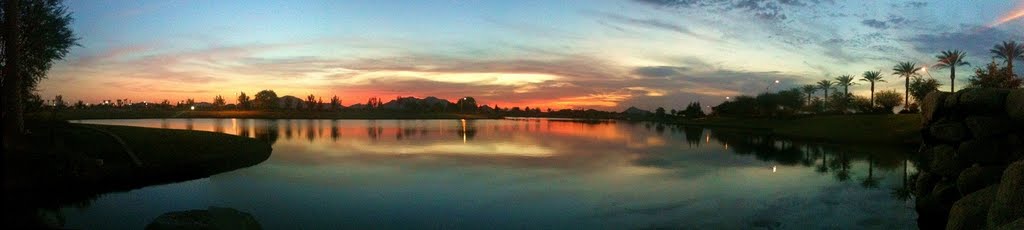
[34,110,922,145]
[4,121,273,218]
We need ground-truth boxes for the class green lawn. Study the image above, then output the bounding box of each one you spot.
[679,114,922,145]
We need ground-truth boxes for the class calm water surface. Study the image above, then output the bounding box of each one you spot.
[64,118,917,229]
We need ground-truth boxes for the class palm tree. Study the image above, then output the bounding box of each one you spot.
[934,49,970,92]
[861,155,879,188]
[817,80,835,102]
[990,41,1024,76]
[801,85,818,105]
[892,62,922,109]
[860,71,885,107]
[835,75,856,98]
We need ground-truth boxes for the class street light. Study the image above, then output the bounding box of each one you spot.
[766,80,781,93]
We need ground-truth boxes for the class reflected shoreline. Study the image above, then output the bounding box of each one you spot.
[61,118,919,229]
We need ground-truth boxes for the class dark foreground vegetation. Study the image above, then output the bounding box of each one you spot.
[3,120,272,228]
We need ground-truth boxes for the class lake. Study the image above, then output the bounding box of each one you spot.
[63,118,917,229]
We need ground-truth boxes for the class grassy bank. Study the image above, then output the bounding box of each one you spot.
[675,114,922,145]
[33,109,499,120]
[4,121,272,211]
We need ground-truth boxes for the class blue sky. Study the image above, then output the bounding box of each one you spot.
[41,0,1024,110]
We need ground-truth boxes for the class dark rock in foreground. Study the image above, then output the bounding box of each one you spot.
[916,89,1024,229]
[946,185,997,230]
[988,160,1024,227]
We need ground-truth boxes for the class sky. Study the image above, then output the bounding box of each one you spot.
[39,0,1024,110]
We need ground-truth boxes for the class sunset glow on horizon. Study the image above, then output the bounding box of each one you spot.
[39,0,1024,110]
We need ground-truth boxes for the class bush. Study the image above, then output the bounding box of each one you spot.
[874,90,903,114]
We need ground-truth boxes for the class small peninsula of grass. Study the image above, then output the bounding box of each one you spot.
[4,121,272,210]
[676,114,922,145]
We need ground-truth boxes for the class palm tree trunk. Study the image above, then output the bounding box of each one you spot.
[870,83,875,107]
[904,76,910,109]
[1009,62,1014,78]
[950,66,955,92]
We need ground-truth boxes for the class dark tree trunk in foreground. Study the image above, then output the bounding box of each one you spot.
[3,0,25,149]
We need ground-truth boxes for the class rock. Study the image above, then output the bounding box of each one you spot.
[964,116,1013,140]
[994,217,1024,230]
[932,145,965,177]
[944,91,962,112]
[1009,135,1024,162]
[146,207,261,230]
[916,194,949,230]
[947,185,998,230]
[930,122,970,143]
[922,92,951,125]
[988,160,1024,227]
[1007,89,1024,124]
[957,88,1010,114]
[958,139,1008,165]
[916,172,939,196]
[957,166,1005,196]
[933,179,962,207]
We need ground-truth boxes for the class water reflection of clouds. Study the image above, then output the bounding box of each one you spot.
[69,118,919,229]
[76,118,914,188]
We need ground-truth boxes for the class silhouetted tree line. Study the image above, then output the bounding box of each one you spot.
[709,40,1021,117]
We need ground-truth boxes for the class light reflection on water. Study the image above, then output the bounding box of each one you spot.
[65,118,917,229]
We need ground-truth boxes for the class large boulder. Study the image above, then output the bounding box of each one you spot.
[146,207,261,230]
[957,88,1010,115]
[995,218,1024,230]
[933,179,962,207]
[922,92,951,125]
[1007,89,1024,125]
[958,139,1008,165]
[916,194,949,230]
[957,166,1005,196]
[931,145,965,177]
[930,122,970,143]
[916,172,940,196]
[964,116,1013,140]
[947,185,998,230]
[988,160,1024,227]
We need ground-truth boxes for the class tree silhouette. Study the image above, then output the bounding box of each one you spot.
[909,76,941,104]
[892,62,922,109]
[213,95,226,107]
[330,95,341,110]
[800,85,817,106]
[237,92,251,110]
[859,71,885,107]
[968,60,1022,88]
[816,80,834,108]
[456,97,477,113]
[990,40,1023,76]
[874,90,903,113]
[2,0,78,138]
[254,90,279,110]
[934,49,969,92]
[835,75,856,98]
[306,94,316,110]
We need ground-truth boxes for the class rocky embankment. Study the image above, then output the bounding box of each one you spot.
[916,88,1024,230]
